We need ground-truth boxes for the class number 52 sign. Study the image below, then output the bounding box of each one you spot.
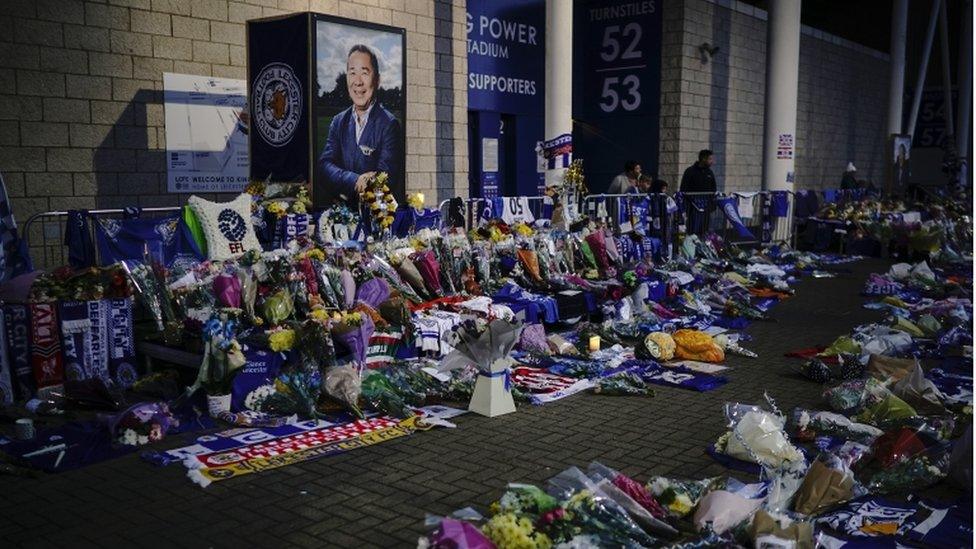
[580,0,661,118]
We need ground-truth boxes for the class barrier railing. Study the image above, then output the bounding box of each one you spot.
[24,207,182,269]
[21,187,866,269]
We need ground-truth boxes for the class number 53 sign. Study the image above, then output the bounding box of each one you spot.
[580,0,661,118]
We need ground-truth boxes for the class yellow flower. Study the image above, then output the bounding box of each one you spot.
[408,192,425,209]
[309,308,330,323]
[268,329,296,352]
[266,202,286,217]
[291,201,306,214]
[514,223,534,237]
[304,248,325,262]
[245,181,266,196]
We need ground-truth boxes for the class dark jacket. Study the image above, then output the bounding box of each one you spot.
[680,162,716,193]
[316,103,401,207]
[840,171,857,189]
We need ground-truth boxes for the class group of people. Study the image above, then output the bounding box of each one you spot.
[607,149,718,197]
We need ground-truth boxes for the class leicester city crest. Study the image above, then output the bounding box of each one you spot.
[252,62,302,147]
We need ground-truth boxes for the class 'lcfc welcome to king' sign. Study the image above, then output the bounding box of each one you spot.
[466,1,544,114]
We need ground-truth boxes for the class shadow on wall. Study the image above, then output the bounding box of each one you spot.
[92,89,166,211]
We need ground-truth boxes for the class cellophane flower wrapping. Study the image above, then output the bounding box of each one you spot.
[331,313,375,365]
[546,466,658,547]
[361,370,413,418]
[323,364,362,417]
[107,401,177,446]
[411,249,443,297]
[438,318,522,377]
[587,462,668,521]
[260,371,321,419]
[646,476,719,518]
[261,289,295,325]
[339,268,356,309]
[427,518,495,549]
[396,256,431,300]
[719,403,803,468]
[313,259,342,309]
[355,276,390,309]
[213,272,241,309]
[122,261,165,330]
[431,236,458,296]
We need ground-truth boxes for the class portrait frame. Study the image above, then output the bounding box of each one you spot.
[310,13,407,209]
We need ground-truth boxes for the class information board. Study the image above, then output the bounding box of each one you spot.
[164,73,249,193]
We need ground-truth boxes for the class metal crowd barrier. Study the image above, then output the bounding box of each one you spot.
[23,188,856,269]
[23,207,182,269]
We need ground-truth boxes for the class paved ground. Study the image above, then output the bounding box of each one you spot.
[2,258,966,548]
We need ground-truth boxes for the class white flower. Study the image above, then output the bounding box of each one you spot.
[245,384,276,410]
[137,435,149,445]
[120,429,138,446]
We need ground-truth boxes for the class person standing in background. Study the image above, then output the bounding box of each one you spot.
[680,149,717,193]
[608,160,641,194]
[841,162,858,190]
[680,149,717,235]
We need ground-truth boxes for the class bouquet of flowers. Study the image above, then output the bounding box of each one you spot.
[481,513,553,548]
[365,255,424,304]
[30,265,128,303]
[194,313,246,398]
[362,172,398,234]
[107,401,177,446]
[258,370,323,419]
[323,364,362,417]
[330,311,375,366]
[122,260,168,331]
[260,288,295,326]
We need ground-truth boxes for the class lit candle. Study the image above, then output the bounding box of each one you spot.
[589,335,600,352]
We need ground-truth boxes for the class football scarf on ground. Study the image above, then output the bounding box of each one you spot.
[3,304,33,400]
[511,366,596,404]
[29,302,63,394]
[186,416,429,487]
[185,416,401,469]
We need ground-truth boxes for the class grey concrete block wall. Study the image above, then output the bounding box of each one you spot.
[0,0,468,265]
[658,0,889,193]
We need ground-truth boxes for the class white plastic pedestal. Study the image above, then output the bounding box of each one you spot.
[468,357,516,417]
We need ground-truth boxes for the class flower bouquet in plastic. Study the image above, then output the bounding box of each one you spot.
[646,476,720,519]
[546,466,659,547]
[121,260,167,331]
[714,401,804,469]
[330,310,375,371]
[438,317,523,417]
[106,401,177,446]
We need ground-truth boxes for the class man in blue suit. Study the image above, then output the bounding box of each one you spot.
[317,44,401,208]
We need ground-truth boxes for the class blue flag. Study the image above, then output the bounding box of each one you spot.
[718,196,755,239]
[0,172,33,280]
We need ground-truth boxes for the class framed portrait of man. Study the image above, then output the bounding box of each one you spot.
[311,15,406,210]
[888,134,912,195]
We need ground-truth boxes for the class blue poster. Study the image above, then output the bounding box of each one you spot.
[573,0,662,190]
[467,0,545,114]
